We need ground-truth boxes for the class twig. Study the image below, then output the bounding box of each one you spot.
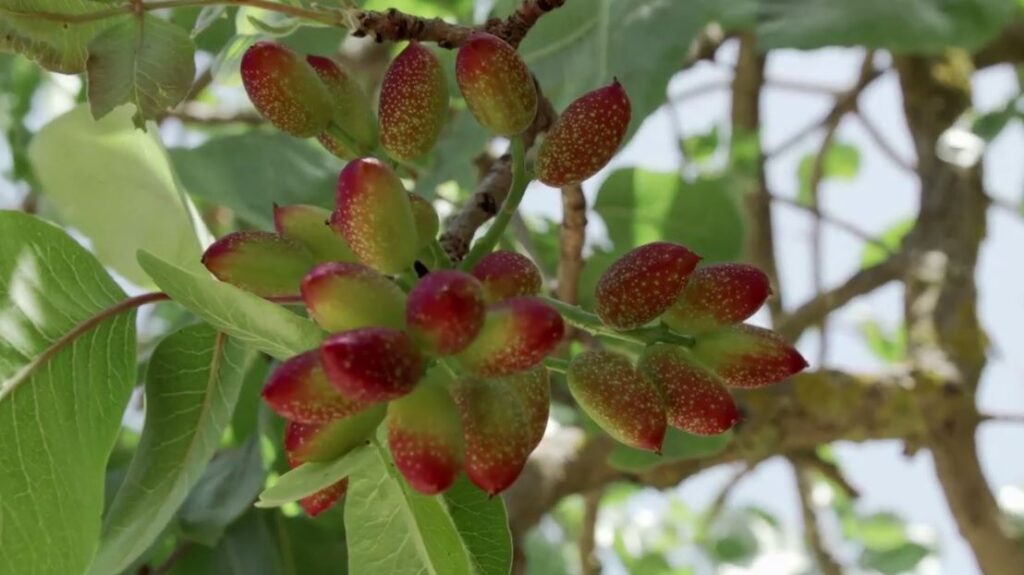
[701,464,752,528]
[792,458,844,575]
[807,52,877,364]
[766,65,884,159]
[439,87,556,262]
[853,111,916,174]
[579,489,602,575]
[556,184,586,304]
[771,193,894,253]
[776,253,906,342]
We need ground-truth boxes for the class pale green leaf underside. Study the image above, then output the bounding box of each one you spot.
[137,249,324,359]
[28,105,209,287]
[0,0,122,73]
[0,212,135,575]
[90,324,255,575]
[345,442,512,575]
[86,14,196,127]
[256,445,370,508]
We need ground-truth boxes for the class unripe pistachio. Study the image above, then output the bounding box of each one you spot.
[456,32,537,136]
[331,158,419,274]
[262,350,368,424]
[691,324,808,389]
[273,204,357,264]
[536,80,631,186]
[307,55,377,159]
[241,41,332,138]
[662,264,771,334]
[471,250,543,303]
[595,242,700,330]
[456,296,565,377]
[638,344,740,436]
[386,370,464,495]
[301,262,406,332]
[378,42,449,161]
[202,231,313,298]
[320,327,425,403]
[567,350,666,452]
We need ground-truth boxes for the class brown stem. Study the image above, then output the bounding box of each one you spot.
[556,184,586,305]
[792,458,844,575]
[579,489,602,575]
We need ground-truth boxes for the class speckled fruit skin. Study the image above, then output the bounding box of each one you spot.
[662,264,771,334]
[500,366,550,450]
[691,324,808,389]
[320,327,425,403]
[456,32,537,136]
[471,250,543,303]
[284,404,386,463]
[386,372,464,495]
[595,242,700,330]
[567,350,667,452]
[262,350,368,424]
[406,270,486,356]
[241,42,332,138]
[307,55,377,159]
[536,80,631,187]
[452,377,531,495]
[332,158,419,274]
[298,478,348,517]
[456,296,565,377]
[301,262,406,332]
[273,204,357,264]
[638,344,740,436]
[408,193,440,250]
[202,231,314,297]
[378,42,449,161]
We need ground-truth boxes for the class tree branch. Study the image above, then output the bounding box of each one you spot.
[557,184,586,304]
[792,458,844,575]
[505,369,926,534]
[776,252,907,342]
[896,54,1024,574]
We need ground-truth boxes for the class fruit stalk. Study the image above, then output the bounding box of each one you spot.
[459,136,528,270]
[540,296,695,348]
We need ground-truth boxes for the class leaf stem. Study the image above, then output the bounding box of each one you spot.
[539,296,696,348]
[459,136,529,270]
[543,357,570,374]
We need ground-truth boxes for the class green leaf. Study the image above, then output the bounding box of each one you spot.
[973,98,1022,141]
[859,542,931,574]
[844,511,910,551]
[443,476,514,575]
[29,105,209,287]
[861,219,913,268]
[170,132,340,229]
[594,168,745,261]
[758,0,1016,52]
[504,0,715,135]
[137,250,324,359]
[344,442,512,575]
[91,324,255,574]
[682,125,721,166]
[86,15,196,127]
[0,212,135,575]
[256,445,370,508]
[859,321,907,364]
[166,509,285,575]
[178,436,267,545]
[796,142,861,206]
[0,0,124,73]
[608,428,733,472]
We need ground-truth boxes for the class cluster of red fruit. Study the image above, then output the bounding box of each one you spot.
[203,158,563,514]
[199,29,805,518]
[569,242,808,453]
[239,33,630,186]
